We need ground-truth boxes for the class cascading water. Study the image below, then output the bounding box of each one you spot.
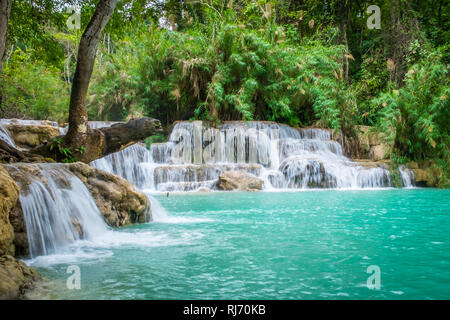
[0,118,66,135]
[399,165,416,188]
[91,121,414,191]
[5,164,108,258]
[0,123,16,147]
[88,121,123,129]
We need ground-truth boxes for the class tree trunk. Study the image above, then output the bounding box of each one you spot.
[65,0,118,147]
[34,117,162,163]
[0,0,12,116]
[1,0,163,164]
[0,140,45,164]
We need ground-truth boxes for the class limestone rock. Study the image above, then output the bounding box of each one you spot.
[408,162,419,170]
[352,126,393,161]
[3,162,151,257]
[355,126,371,157]
[4,124,60,148]
[218,171,263,191]
[353,159,390,169]
[68,162,151,227]
[370,144,391,161]
[0,166,18,256]
[0,255,42,300]
[412,168,435,187]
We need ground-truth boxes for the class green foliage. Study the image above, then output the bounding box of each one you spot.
[49,137,85,163]
[1,49,70,122]
[2,0,449,186]
[88,18,355,131]
[145,134,167,149]
[373,49,449,162]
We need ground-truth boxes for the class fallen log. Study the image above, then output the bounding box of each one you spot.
[33,117,162,163]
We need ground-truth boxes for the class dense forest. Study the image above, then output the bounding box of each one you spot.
[0,0,448,183]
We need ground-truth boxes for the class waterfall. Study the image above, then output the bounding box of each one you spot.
[0,118,66,135]
[0,123,16,147]
[6,164,108,258]
[91,143,154,188]
[399,165,416,188]
[88,121,123,129]
[90,121,404,191]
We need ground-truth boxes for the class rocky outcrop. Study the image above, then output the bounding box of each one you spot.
[218,171,263,191]
[338,126,393,161]
[9,201,29,257]
[412,169,432,187]
[356,126,393,161]
[68,162,151,227]
[3,162,151,256]
[0,166,18,256]
[353,159,391,169]
[0,255,42,300]
[0,166,42,300]
[152,163,262,191]
[4,124,61,149]
[0,139,47,164]
[406,161,447,188]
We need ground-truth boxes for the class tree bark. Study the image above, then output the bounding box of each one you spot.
[0,0,12,116]
[65,0,118,146]
[34,117,162,163]
[0,140,45,164]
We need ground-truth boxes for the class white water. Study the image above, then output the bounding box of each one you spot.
[91,121,414,191]
[88,121,123,129]
[0,123,16,147]
[6,162,209,262]
[145,193,213,223]
[7,164,109,257]
[399,165,416,188]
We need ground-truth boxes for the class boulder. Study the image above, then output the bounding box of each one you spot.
[412,168,435,187]
[408,161,419,170]
[0,255,42,300]
[351,126,393,161]
[68,162,151,227]
[368,131,383,146]
[0,166,18,256]
[369,144,391,161]
[218,171,263,191]
[4,124,61,148]
[355,126,371,157]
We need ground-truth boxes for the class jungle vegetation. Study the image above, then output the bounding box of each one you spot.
[0,0,448,181]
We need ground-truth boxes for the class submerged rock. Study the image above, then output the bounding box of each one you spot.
[218,171,263,191]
